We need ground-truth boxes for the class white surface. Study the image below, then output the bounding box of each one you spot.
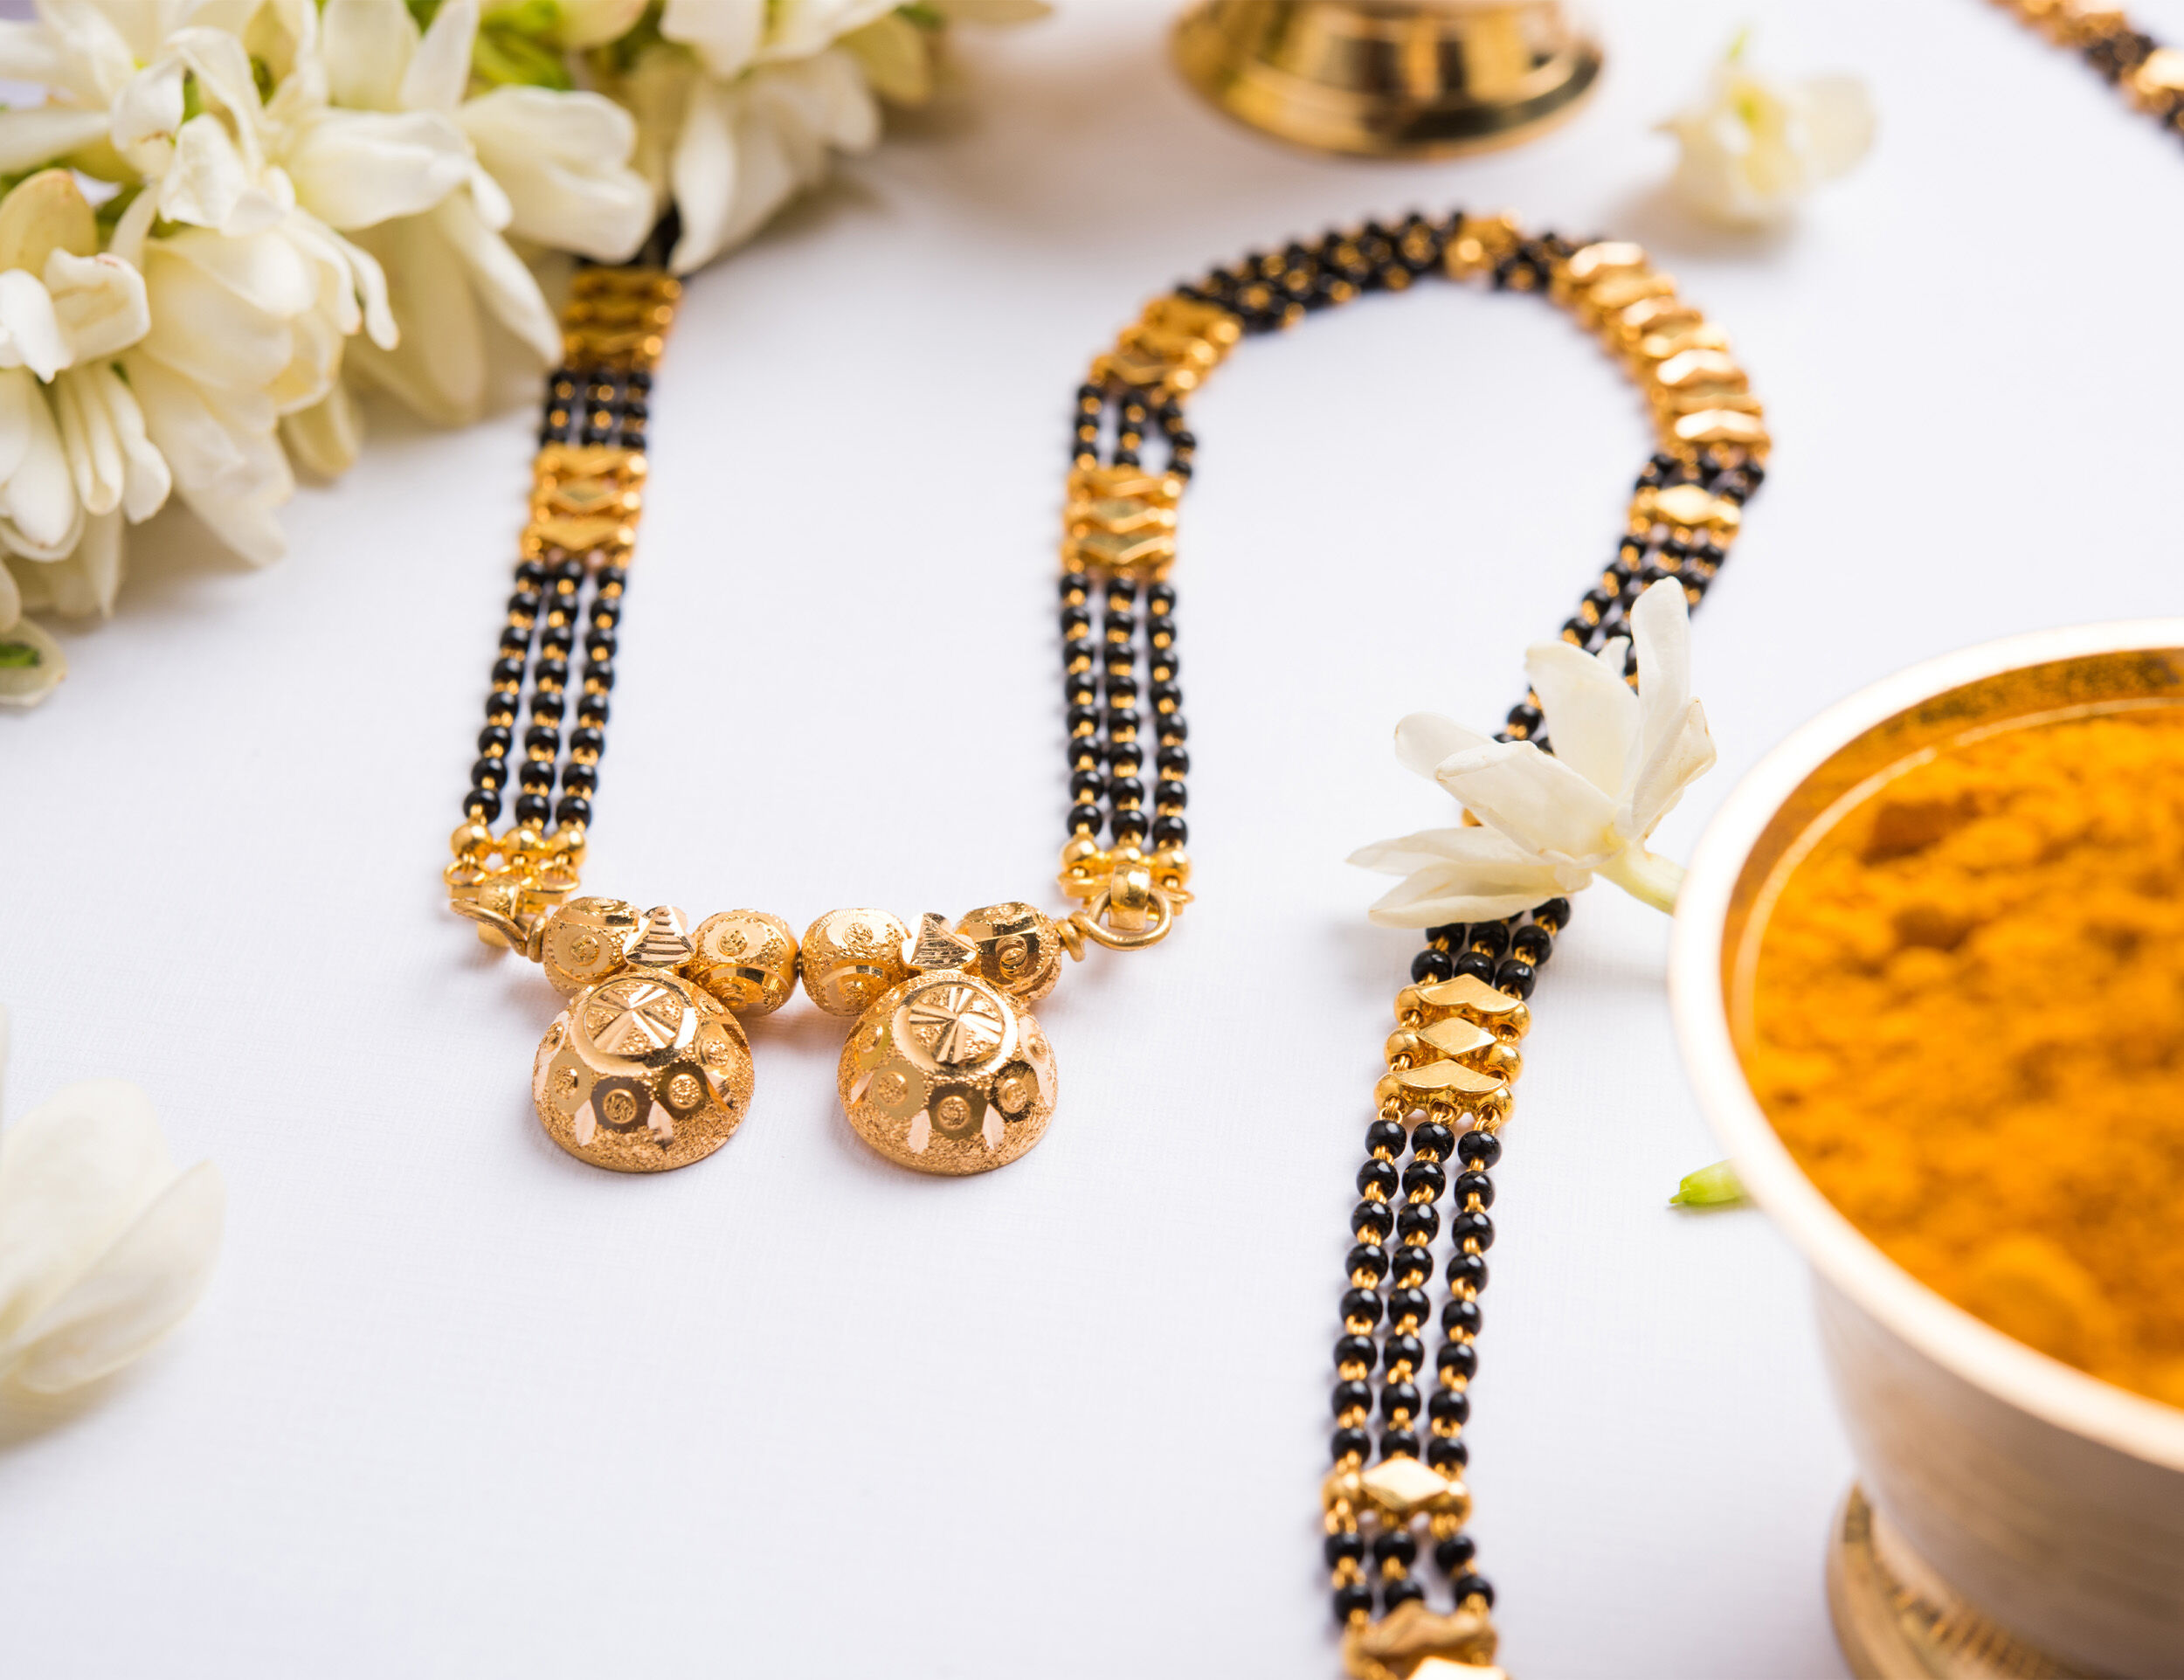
[4,3,2182,1676]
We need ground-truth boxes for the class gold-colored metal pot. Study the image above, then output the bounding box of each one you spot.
[1171,1,1601,159]
[1668,622,2184,1679]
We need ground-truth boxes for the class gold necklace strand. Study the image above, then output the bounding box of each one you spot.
[1089,212,1762,1677]
[442,252,1189,1177]
[1988,0,2184,125]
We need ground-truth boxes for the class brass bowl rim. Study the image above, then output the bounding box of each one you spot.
[1668,618,2184,1472]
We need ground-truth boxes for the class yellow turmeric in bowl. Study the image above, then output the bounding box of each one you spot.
[1746,705,2184,1408]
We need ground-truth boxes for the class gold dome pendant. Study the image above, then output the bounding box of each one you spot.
[818,909,1064,1175]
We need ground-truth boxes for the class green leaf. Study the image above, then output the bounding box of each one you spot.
[0,640,43,669]
[898,3,944,26]
[474,20,576,87]
[1669,1159,1747,1209]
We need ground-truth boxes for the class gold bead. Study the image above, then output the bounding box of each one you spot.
[799,909,914,1017]
[449,819,492,857]
[955,902,1064,1004]
[540,896,647,996]
[686,909,800,1017]
[1147,844,1192,890]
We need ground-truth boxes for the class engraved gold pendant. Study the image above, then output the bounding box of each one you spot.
[803,905,1066,1176]
[526,899,795,1172]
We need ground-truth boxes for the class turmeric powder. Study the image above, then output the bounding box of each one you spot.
[1746,706,2184,1407]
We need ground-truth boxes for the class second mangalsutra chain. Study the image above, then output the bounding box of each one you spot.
[1987,0,2184,135]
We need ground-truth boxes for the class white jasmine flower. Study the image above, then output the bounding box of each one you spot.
[0,598,66,706]
[1660,34,1873,228]
[282,0,653,425]
[0,1007,224,1393]
[1351,579,1716,922]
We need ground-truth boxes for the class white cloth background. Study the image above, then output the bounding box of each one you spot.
[5,1,2182,1674]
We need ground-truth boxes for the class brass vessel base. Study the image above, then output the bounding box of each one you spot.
[1171,0,1602,160]
[1828,1486,2098,1680]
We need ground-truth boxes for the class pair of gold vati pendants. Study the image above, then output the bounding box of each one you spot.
[525,898,1069,1175]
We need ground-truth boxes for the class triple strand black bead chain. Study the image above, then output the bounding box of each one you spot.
[1066,210,1766,1635]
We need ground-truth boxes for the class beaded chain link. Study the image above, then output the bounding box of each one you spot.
[1988,0,2184,133]
[1066,211,1766,1678]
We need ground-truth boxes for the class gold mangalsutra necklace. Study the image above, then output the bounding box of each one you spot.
[440,211,1765,1669]
[1986,0,2184,128]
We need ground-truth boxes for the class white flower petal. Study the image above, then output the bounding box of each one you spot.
[280,379,359,478]
[15,505,123,615]
[1621,695,1716,843]
[0,550,17,630]
[428,190,559,368]
[0,268,71,379]
[401,0,477,114]
[667,75,736,275]
[1524,636,1640,799]
[0,1076,171,1343]
[0,169,99,275]
[1393,711,1491,781]
[124,351,290,566]
[1801,74,1876,179]
[553,0,649,50]
[660,0,766,79]
[283,107,471,231]
[157,112,259,231]
[1357,826,1581,927]
[0,367,83,557]
[319,0,416,111]
[137,244,300,394]
[758,0,897,65]
[45,249,152,361]
[340,213,485,425]
[3,1159,223,1393]
[1434,739,1620,868]
[0,107,113,176]
[458,88,653,262]
[0,612,65,705]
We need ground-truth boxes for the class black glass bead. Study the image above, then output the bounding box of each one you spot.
[1339,1289,1384,1328]
[1428,1389,1471,1428]
[1357,1158,1399,1198]
[1061,610,1092,639]
[490,655,525,685]
[1386,1286,1430,1324]
[1410,948,1455,984]
[1331,1379,1374,1420]
[470,757,507,790]
[1436,1340,1478,1380]
[1332,1583,1374,1623]
[534,657,570,688]
[1068,771,1104,802]
[577,695,609,727]
[1149,681,1182,711]
[1560,617,1593,646]
[1346,1243,1391,1283]
[1493,958,1537,999]
[517,759,555,792]
[1158,716,1188,743]
[1451,1210,1495,1252]
[1456,1130,1502,1169]
[1426,1437,1469,1473]
[1533,896,1571,933]
[584,660,616,692]
[561,763,598,795]
[1333,1335,1377,1372]
[1397,1205,1441,1243]
[1151,815,1188,847]
[1107,776,1144,806]
[1388,1248,1431,1289]
[1324,1531,1365,1566]
[477,725,512,755]
[1152,781,1186,810]
[1510,924,1552,964]
[1401,1159,1446,1200]
[1060,572,1091,602]
[570,726,605,757]
[1441,1298,1484,1340]
[1151,651,1180,682]
[1411,1121,1455,1161]
[1109,810,1149,843]
[1379,1427,1422,1462]
[514,793,550,824]
[498,625,531,653]
[1424,923,1464,949]
[1068,805,1102,835]
[1363,1123,1406,1163]
[1064,705,1099,736]
[483,694,518,723]
[1350,1200,1394,1241]
[1447,1251,1488,1296]
[1372,1529,1419,1567]
[1147,614,1178,646]
[1452,951,1496,984]
[553,795,591,827]
[521,725,556,755]
[1454,1170,1495,1210]
[1330,1427,1372,1465]
[1381,1332,1424,1374]
[1379,1382,1420,1421]
[1580,587,1616,619]
[463,789,501,820]
[515,560,548,587]
[1467,921,1510,960]
[1505,702,1543,736]
[1451,1574,1496,1608]
[1147,585,1176,616]
[1434,1534,1476,1574]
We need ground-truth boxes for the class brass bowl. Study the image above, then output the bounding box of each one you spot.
[1171,0,1602,159]
[1667,622,2184,1678]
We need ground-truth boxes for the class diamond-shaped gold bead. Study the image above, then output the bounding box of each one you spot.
[1358,1455,1468,1522]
